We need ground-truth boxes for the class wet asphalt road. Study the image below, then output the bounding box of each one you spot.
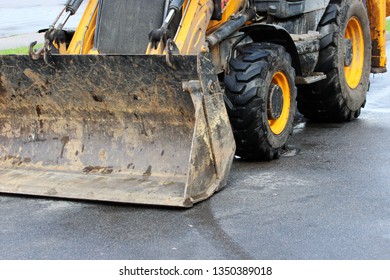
[0,3,390,260]
[1,59,390,260]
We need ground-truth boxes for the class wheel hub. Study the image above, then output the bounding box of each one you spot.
[268,83,284,120]
[344,38,353,67]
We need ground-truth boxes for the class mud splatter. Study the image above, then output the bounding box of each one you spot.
[143,165,152,176]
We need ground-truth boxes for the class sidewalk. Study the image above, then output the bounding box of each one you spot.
[0,33,44,50]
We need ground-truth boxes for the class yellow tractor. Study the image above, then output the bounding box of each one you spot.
[0,0,388,207]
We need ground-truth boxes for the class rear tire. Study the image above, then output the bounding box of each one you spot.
[297,0,371,121]
[224,43,297,160]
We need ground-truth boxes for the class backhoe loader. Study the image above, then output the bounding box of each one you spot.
[0,0,388,207]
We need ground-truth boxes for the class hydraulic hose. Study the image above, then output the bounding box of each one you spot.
[206,9,256,48]
[170,0,185,11]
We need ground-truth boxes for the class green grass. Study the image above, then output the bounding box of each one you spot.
[0,44,43,55]
[387,19,390,32]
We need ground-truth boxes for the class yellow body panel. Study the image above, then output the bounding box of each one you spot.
[65,0,98,54]
[171,0,214,54]
[366,0,387,71]
[148,0,244,55]
[387,0,390,16]
[207,0,246,32]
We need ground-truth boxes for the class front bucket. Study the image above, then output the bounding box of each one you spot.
[0,53,235,207]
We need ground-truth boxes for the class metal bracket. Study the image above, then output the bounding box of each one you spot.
[295,72,327,85]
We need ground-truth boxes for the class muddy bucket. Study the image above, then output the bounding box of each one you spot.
[0,52,235,207]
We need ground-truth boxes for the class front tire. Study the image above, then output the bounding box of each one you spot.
[224,43,297,160]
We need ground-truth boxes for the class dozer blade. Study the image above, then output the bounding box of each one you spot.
[0,53,235,207]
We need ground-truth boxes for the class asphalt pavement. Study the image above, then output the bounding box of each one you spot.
[0,3,390,260]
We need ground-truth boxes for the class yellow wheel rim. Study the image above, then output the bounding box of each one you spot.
[344,16,365,89]
[268,71,291,135]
